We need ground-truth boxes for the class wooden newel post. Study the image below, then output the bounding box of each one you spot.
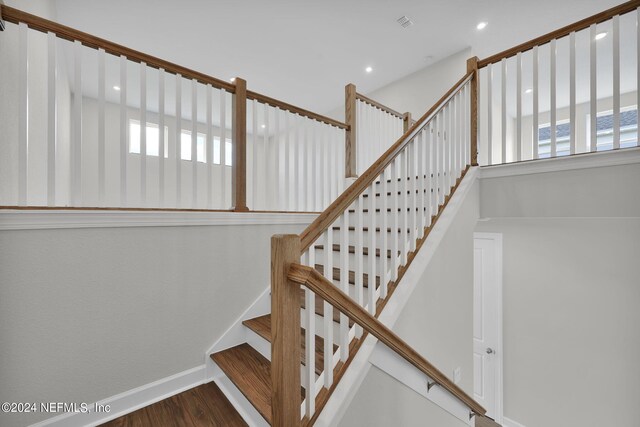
[271,234,302,426]
[403,112,412,133]
[232,77,249,211]
[345,83,357,178]
[467,57,479,166]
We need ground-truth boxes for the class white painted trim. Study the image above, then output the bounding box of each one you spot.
[370,344,473,425]
[0,211,317,231]
[480,147,640,179]
[473,232,504,424]
[317,167,480,427]
[502,416,527,427]
[28,365,206,427]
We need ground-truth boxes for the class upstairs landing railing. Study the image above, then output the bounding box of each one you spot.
[475,0,640,165]
[0,5,346,212]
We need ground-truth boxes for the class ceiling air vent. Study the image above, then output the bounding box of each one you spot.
[397,16,414,28]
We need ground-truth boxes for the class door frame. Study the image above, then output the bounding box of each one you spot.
[473,232,504,423]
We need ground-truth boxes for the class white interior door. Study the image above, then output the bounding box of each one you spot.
[473,233,503,422]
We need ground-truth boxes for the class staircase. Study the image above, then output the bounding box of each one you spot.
[207,71,484,426]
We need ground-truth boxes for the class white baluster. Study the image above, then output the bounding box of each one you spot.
[72,40,82,206]
[380,164,389,299]
[570,33,577,155]
[400,150,409,265]
[418,130,426,235]
[516,52,523,161]
[120,56,128,206]
[206,84,213,208]
[533,45,539,159]
[390,157,400,283]
[18,24,28,206]
[252,99,258,209]
[355,194,364,337]
[159,70,166,207]
[140,63,147,205]
[47,32,57,206]
[284,112,291,211]
[409,140,417,253]
[98,49,105,206]
[274,107,281,210]
[339,212,350,361]
[613,15,621,149]
[220,89,227,207]
[323,229,334,386]
[304,254,316,416]
[550,40,557,158]
[501,58,507,163]
[487,63,493,165]
[638,8,640,147]
[590,24,598,152]
[175,75,182,207]
[191,79,198,207]
[367,182,377,314]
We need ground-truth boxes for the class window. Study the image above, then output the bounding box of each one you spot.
[538,120,571,158]
[129,120,169,157]
[180,131,207,162]
[213,137,233,166]
[591,107,638,151]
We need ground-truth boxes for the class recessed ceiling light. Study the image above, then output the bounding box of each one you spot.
[229,77,236,82]
[525,88,533,94]
[477,22,488,30]
[113,85,121,91]
[365,66,373,73]
[595,32,608,40]
[261,124,266,129]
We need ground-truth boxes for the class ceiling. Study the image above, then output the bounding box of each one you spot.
[46,0,623,116]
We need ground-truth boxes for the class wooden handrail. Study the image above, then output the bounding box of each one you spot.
[478,0,640,68]
[246,90,348,129]
[355,92,405,119]
[299,71,473,251]
[0,5,236,92]
[288,263,486,416]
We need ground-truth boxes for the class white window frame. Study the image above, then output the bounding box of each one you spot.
[586,105,638,151]
[129,119,169,158]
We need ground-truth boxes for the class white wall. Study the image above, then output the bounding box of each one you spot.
[338,366,467,427]
[361,48,472,121]
[0,220,310,427]
[338,179,480,426]
[480,162,640,218]
[475,217,640,427]
[326,48,472,123]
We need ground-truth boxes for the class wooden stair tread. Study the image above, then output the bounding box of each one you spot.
[313,264,380,288]
[243,314,337,376]
[313,243,398,259]
[211,343,303,424]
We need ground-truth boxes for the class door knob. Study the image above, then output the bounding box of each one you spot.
[486,348,494,354]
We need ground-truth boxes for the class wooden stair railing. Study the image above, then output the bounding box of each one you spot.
[271,70,482,425]
[287,263,486,416]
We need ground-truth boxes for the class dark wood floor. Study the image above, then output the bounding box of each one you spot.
[101,382,247,427]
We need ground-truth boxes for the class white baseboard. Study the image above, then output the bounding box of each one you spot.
[29,365,206,427]
[502,416,527,427]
